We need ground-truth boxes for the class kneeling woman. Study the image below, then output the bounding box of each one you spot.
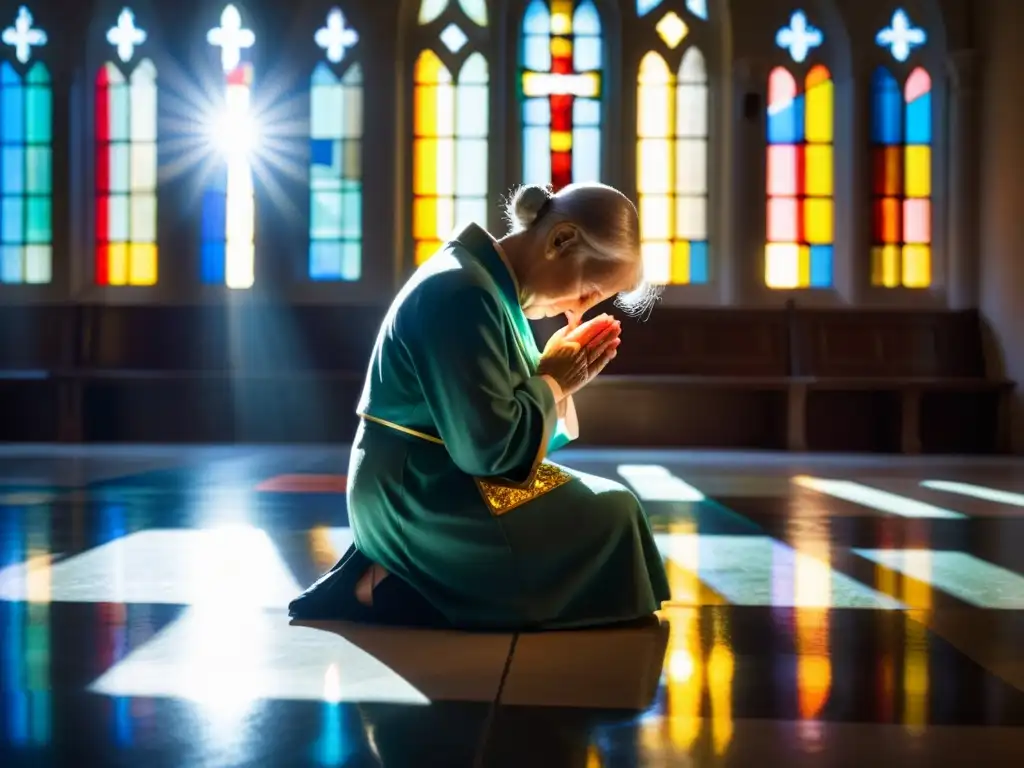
[289,182,670,630]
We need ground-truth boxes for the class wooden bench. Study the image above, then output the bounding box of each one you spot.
[0,305,78,441]
[541,306,1013,454]
[789,307,1013,453]
[63,304,384,442]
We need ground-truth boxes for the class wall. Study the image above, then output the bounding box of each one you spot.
[978,0,1024,451]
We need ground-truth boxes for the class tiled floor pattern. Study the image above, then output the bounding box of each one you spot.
[0,446,1023,766]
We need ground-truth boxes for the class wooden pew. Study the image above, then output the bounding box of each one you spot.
[67,304,385,442]
[789,307,1014,453]
[0,304,77,441]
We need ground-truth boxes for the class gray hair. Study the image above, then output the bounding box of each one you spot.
[503,182,660,318]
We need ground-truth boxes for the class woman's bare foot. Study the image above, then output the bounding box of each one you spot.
[354,562,390,606]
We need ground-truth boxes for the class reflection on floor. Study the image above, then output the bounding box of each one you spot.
[1,446,1024,766]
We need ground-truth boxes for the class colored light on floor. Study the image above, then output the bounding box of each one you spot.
[793,477,965,519]
[656,533,904,608]
[0,527,300,606]
[88,608,431,704]
[255,474,347,493]
[617,465,704,501]
[854,549,1024,609]
[921,480,1024,507]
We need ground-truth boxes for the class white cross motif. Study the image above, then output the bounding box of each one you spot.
[876,9,926,63]
[2,6,47,64]
[775,11,823,64]
[315,8,358,64]
[106,8,147,64]
[207,4,255,73]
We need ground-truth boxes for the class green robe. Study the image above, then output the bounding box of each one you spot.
[349,223,670,630]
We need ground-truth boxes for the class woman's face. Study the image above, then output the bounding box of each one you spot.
[517,225,637,326]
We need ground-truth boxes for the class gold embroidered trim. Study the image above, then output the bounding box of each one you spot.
[475,462,573,516]
[358,413,444,445]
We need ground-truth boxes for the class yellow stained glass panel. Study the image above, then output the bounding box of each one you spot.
[871,244,901,287]
[804,145,833,197]
[671,239,690,284]
[904,146,931,198]
[107,243,129,286]
[805,71,833,144]
[638,139,671,194]
[129,244,157,286]
[803,198,833,245]
[902,245,931,287]
[415,240,441,266]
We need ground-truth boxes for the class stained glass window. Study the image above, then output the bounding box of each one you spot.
[870,67,931,288]
[636,44,708,285]
[202,4,256,289]
[95,9,157,287]
[0,7,51,285]
[309,8,362,281]
[765,64,834,289]
[519,0,603,191]
[413,0,489,266]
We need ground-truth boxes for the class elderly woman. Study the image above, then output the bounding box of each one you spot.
[290,182,670,630]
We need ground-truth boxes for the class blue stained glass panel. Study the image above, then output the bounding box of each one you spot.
[200,189,226,242]
[3,147,24,193]
[341,242,360,280]
[689,241,709,283]
[871,68,902,144]
[1,66,24,144]
[574,1,601,34]
[523,0,550,34]
[2,198,23,242]
[201,241,225,283]
[905,92,931,144]
[574,98,601,125]
[309,241,343,280]
[810,245,833,287]
[311,191,343,240]
[767,95,804,144]
[341,191,361,239]
[0,246,21,282]
[637,0,664,16]
[26,199,49,243]
[686,0,708,19]
[523,126,551,185]
[574,36,601,72]
[310,138,334,168]
[523,97,550,125]
[523,35,550,71]
[109,196,129,240]
[572,125,601,182]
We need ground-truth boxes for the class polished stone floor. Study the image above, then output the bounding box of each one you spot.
[1,445,1023,766]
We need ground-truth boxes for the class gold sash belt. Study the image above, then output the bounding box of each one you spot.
[358,412,572,516]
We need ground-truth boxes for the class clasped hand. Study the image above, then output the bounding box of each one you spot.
[537,314,621,398]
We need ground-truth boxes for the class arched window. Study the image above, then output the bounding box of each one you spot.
[871,9,931,288]
[412,0,489,266]
[308,8,362,281]
[94,8,158,286]
[635,0,710,285]
[765,11,834,290]
[0,6,51,285]
[519,0,603,190]
[201,4,256,289]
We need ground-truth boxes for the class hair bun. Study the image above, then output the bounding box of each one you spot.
[506,184,553,232]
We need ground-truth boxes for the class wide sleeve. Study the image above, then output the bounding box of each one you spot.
[403,279,557,485]
[547,396,579,453]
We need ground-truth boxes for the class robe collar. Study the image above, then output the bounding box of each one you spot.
[452,223,539,359]
[452,223,522,312]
